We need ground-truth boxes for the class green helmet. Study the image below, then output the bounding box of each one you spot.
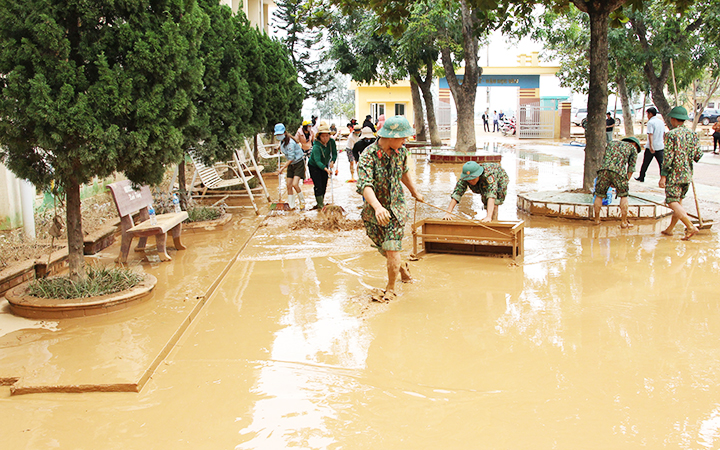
[621,136,641,151]
[460,161,484,181]
[377,115,414,138]
[668,106,690,121]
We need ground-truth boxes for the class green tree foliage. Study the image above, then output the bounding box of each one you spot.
[0,0,208,279]
[273,0,334,101]
[627,0,720,124]
[252,30,305,135]
[188,1,304,166]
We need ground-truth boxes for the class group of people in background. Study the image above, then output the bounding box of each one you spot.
[481,110,505,133]
[270,103,706,298]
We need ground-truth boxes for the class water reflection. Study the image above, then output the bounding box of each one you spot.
[236,257,371,449]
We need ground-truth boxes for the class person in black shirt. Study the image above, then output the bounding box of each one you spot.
[362,114,376,133]
[352,127,376,162]
[606,112,616,142]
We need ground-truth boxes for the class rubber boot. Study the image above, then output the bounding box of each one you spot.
[288,194,296,209]
[311,196,324,210]
[297,192,305,209]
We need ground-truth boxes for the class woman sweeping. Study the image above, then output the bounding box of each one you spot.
[308,122,337,210]
[274,123,306,210]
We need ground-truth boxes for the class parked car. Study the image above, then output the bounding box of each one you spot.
[695,108,720,125]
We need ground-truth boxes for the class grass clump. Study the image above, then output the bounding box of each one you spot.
[27,266,144,299]
[186,206,224,223]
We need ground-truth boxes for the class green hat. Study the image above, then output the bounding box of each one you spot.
[621,136,641,150]
[460,161,484,181]
[668,106,690,121]
[377,115,414,138]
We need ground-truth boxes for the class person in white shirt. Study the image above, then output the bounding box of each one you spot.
[345,124,362,181]
[492,111,499,132]
[635,107,665,182]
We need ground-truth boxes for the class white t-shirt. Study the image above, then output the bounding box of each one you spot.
[646,116,665,151]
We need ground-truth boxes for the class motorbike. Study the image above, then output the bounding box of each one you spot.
[500,117,516,136]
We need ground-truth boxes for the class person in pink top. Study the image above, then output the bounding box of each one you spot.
[295,120,315,154]
[376,114,386,132]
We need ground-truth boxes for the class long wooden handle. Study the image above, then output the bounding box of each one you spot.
[416,199,512,238]
[691,180,704,226]
[628,193,704,221]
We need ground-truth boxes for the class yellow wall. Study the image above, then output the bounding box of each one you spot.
[222,0,273,32]
[351,81,414,127]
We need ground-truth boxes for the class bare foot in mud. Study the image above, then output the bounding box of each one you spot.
[399,261,412,283]
[371,289,397,303]
[621,222,634,229]
[593,220,601,226]
[661,229,674,236]
[681,228,699,241]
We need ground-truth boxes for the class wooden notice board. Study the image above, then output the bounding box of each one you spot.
[412,219,524,260]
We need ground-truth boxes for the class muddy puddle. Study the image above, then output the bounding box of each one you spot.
[2,143,720,449]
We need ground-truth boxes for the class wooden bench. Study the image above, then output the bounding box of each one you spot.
[107,180,189,263]
[412,219,524,260]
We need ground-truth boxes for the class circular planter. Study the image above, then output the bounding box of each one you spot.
[5,274,157,320]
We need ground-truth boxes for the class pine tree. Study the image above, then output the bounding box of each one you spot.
[273,0,334,101]
[0,0,208,280]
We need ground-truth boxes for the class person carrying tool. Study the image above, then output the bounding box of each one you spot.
[659,106,704,240]
[274,123,306,210]
[357,115,423,302]
[592,136,641,228]
[308,122,337,210]
[443,161,509,222]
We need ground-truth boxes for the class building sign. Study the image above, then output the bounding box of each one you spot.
[439,74,540,89]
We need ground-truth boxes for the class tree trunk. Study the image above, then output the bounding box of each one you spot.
[616,74,634,136]
[582,9,611,191]
[66,176,86,282]
[439,0,480,153]
[574,0,627,190]
[410,78,427,141]
[630,16,673,127]
[416,62,442,147]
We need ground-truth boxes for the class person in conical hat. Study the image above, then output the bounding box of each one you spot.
[443,160,509,222]
[356,115,423,302]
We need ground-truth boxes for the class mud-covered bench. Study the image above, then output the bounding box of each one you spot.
[107,180,189,263]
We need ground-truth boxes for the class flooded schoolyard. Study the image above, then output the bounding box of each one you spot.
[1,137,720,449]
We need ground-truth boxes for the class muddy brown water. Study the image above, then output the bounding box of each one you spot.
[1,142,720,449]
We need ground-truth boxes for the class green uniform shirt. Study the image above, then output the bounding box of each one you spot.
[356,142,409,224]
[600,141,637,175]
[451,163,508,204]
[308,138,337,170]
[661,126,702,185]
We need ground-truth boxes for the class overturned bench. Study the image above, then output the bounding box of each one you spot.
[107,180,189,263]
[412,219,524,260]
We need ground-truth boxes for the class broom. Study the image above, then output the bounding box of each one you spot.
[269,164,290,211]
[321,169,345,217]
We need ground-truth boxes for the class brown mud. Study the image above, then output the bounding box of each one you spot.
[1,141,720,449]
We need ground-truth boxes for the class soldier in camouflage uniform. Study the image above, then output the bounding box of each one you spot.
[443,161,508,222]
[659,106,703,240]
[593,136,641,227]
[357,116,423,302]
